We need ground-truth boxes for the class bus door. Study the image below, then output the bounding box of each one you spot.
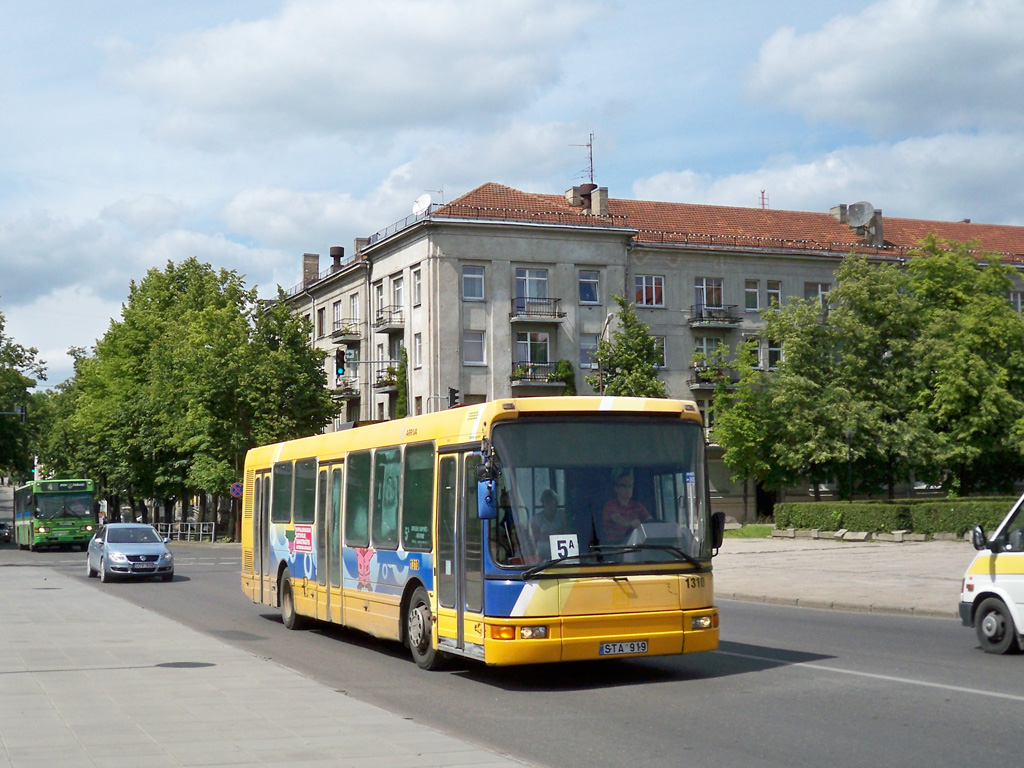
[315,463,344,624]
[435,452,485,660]
[252,471,271,605]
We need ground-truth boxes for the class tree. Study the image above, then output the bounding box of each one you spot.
[395,346,409,418]
[0,303,46,480]
[585,295,668,398]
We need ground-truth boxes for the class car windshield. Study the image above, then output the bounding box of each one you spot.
[487,418,711,569]
[35,493,94,519]
[107,527,161,544]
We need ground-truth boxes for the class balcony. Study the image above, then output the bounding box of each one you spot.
[509,297,566,323]
[687,367,735,391]
[373,361,400,393]
[687,304,742,328]
[331,376,360,400]
[373,306,405,333]
[331,319,362,343]
[509,361,567,391]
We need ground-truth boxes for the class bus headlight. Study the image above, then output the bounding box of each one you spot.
[691,615,716,630]
[490,625,548,640]
[36,526,50,534]
[83,524,95,532]
[520,626,547,640]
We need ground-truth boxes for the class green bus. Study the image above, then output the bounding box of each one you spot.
[14,479,97,551]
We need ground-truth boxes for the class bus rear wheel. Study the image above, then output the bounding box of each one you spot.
[407,586,444,670]
[280,570,305,630]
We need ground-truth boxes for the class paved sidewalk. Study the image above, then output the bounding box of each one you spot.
[0,563,531,768]
[714,536,975,618]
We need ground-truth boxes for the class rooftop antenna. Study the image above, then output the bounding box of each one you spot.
[570,132,595,184]
[425,185,445,205]
[760,190,769,209]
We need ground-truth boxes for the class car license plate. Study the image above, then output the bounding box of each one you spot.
[133,564,156,571]
[599,640,648,656]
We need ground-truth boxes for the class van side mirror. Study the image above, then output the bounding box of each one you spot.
[477,480,497,520]
[711,511,725,552]
[971,525,988,551]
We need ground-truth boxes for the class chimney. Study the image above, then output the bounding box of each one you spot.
[565,186,584,206]
[590,186,609,217]
[831,202,884,247]
[330,246,345,272]
[302,253,319,286]
[354,237,371,255]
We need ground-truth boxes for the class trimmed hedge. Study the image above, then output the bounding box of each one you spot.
[774,498,1015,536]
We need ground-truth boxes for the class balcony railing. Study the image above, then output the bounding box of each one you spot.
[373,305,405,332]
[509,296,566,321]
[509,361,566,388]
[687,304,742,327]
[331,318,361,341]
[372,360,401,391]
[687,367,736,390]
[332,376,360,399]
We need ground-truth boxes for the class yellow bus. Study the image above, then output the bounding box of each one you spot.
[241,396,725,669]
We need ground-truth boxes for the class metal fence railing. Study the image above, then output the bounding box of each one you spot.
[156,522,216,542]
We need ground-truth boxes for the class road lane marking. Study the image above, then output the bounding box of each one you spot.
[716,650,1024,703]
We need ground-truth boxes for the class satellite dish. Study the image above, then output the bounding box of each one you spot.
[412,193,431,216]
[846,201,875,228]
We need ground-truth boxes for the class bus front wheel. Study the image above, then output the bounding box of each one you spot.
[407,586,443,670]
[280,570,305,630]
[975,597,1019,654]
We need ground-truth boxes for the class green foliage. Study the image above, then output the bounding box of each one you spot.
[584,295,668,398]
[38,259,339,514]
[395,347,409,418]
[548,359,577,395]
[774,498,1010,535]
[0,303,45,479]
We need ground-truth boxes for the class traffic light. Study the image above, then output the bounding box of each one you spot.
[335,349,346,377]
[448,387,460,408]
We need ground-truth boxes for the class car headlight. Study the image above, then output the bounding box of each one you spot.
[160,552,173,562]
[108,551,128,563]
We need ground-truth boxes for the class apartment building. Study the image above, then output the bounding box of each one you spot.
[283,182,1024,519]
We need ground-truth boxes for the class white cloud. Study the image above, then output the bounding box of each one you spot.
[632,131,1024,224]
[747,0,1024,135]
[111,0,602,147]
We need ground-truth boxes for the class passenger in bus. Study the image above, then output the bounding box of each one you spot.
[530,489,566,560]
[494,489,522,565]
[601,468,651,543]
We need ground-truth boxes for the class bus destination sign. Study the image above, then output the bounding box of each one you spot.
[38,480,91,493]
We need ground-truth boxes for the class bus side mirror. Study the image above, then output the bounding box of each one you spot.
[971,525,987,551]
[711,511,725,552]
[478,480,497,520]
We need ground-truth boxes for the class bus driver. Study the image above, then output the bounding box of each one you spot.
[601,468,651,543]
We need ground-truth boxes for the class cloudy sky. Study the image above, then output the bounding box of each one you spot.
[3,0,1023,386]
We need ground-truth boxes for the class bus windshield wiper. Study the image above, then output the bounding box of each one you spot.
[592,543,704,569]
[521,551,606,579]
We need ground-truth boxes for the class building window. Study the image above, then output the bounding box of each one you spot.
[694,336,721,360]
[1010,291,1023,314]
[376,342,385,364]
[392,275,404,308]
[413,333,422,368]
[695,277,724,309]
[635,275,664,307]
[516,331,549,364]
[332,300,342,326]
[374,282,384,315]
[767,280,782,309]
[462,265,484,301]
[349,293,359,322]
[804,282,830,307]
[579,270,600,304]
[464,331,485,365]
[580,334,599,368]
[514,267,549,314]
[767,339,782,369]
[745,280,759,311]
[653,336,666,368]
[413,268,422,306]
[316,307,326,337]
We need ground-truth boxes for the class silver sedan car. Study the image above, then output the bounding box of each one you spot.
[86,523,174,582]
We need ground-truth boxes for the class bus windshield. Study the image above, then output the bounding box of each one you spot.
[35,493,94,519]
[487,418,711,569]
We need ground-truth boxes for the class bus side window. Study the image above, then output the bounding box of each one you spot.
[345,451,371,547]
[402,443,434,551]
[271,462,293,523]
[293,458,317,523]
[373,447,401,549]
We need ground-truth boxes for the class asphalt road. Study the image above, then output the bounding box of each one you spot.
[8,541,1023,768]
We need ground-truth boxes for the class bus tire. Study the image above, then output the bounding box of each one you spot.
[280,570,305,630]
[975,597,1019,654]
[407,586,444,670]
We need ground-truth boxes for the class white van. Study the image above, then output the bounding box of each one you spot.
[960,493,1024,654]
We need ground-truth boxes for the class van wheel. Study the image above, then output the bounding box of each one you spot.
[280,570,305,630]
[407,586,444,670]
[975,597,1018,654]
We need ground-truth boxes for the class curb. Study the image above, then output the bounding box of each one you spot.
[720,591,958,620]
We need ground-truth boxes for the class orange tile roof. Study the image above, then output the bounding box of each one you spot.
[433,183,1024,264]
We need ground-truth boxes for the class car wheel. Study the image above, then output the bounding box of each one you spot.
[162,570,174,582]
[406,586,444,670]
[99,557,109,583]
[86,555,96,578]
[975,597,1019,654]
[280,570,305,630]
